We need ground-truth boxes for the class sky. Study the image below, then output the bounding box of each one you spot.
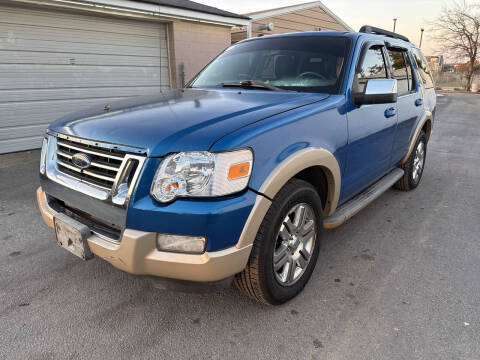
[199,0,449,55]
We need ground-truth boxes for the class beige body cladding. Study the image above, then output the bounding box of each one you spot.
[401,111,433,164]
[37,112,431,281]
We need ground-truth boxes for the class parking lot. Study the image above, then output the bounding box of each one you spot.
[1,93,479,359]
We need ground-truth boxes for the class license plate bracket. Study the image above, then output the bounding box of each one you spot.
[54,213,93,260]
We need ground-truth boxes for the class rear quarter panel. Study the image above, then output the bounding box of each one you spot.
[423,87,437,116]
[408,47,437,143]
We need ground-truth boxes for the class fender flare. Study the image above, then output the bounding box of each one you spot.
[401,111,433,164]
[236,148,341,249]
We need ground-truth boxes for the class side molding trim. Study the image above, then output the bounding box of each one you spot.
[236,148,341,249]
[401,111,432,165]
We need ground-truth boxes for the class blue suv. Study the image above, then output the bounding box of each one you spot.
[38,26,436,304]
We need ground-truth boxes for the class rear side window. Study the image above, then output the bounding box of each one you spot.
[387,49,415,95]
[354,46,387,93]
[411,48,435,89]
[404,52,415,92]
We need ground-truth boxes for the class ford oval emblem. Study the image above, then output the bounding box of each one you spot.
[72,153,91,169]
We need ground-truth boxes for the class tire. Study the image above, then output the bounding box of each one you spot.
[395,130,427,191]
[234,179,323,305]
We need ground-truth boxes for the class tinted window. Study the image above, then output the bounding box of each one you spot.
[412,48,435,89]
[354,46,387,93]
[387,49,409,95]
[190,36,351,94]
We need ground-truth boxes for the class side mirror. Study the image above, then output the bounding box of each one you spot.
[353,79,398,106]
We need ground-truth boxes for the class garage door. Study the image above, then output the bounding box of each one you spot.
[0,4,169,153]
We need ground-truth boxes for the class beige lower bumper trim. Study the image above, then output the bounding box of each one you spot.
[37,187,252,282]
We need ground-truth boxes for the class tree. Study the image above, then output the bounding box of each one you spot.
[430,1,480,90]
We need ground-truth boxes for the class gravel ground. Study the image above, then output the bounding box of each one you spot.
[1,93,479,359]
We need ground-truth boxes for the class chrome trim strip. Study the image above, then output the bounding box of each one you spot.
[83,169,116,182]
[56,150,73,160]
[48,130,146,155]
[57,140,124,161]
[91,230,121,244]
[90,161,120,172]
[118,155,146,206]
[57,159,82,173]
[40,137,48,175]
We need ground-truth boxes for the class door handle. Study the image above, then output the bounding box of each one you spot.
[415,98,423,107]
[384,107,396,118]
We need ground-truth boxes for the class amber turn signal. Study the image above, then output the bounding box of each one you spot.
[228,161,251,180]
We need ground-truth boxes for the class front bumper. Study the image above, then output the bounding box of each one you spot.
[37,187,253,282]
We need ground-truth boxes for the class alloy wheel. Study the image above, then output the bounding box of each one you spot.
[273,203,316,286]
[412,141,425,182]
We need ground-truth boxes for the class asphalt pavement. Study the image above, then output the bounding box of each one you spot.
[1,93,479,359]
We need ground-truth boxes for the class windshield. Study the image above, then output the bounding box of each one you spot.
[190,36,351,94]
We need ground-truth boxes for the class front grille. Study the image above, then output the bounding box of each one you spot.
[55,137,126,191]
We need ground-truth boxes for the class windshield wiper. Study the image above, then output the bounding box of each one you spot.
[220,80,284,91]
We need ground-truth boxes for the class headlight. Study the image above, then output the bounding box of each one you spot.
[151,149,253,203]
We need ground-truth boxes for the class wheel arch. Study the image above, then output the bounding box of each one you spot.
[236,148,341,249]
[293,166,329,213]
[422,117,432,143]
[258,148,341,216]
[401,111,432,165]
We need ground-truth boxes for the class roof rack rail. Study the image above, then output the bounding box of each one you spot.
[359,25,410,42]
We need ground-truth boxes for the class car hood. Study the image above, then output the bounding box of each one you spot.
[49,88,329,156]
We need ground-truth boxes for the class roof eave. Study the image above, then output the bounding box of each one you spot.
[7,0,250,26]
[247,1,353,32]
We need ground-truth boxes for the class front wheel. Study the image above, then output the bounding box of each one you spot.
[395,130,427,191]
[234,179,323,305]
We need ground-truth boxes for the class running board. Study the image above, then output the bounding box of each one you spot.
[324,168,404,229]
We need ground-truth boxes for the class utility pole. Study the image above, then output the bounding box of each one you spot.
[420,28,425,48]
[393,18,397,32]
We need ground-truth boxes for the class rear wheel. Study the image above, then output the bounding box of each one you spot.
[395,131,427,191]
[234,179,322,305]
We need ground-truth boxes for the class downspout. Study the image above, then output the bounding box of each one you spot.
[180,63,185,88]
[246,22,252,38]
